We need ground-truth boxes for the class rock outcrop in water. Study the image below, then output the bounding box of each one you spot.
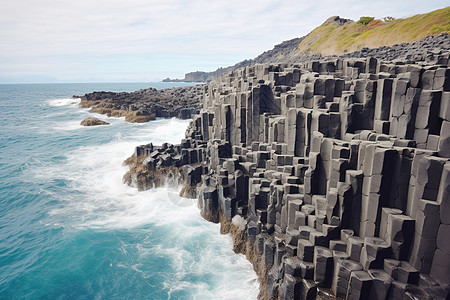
[79,85,204,122]
[125,43,450,299]
[80,117,110,126]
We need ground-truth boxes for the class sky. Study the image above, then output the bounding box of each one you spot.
[0,0,448,83]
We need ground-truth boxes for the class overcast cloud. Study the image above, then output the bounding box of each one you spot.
[0,0,447,82]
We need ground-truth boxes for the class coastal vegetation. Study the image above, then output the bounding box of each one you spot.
[297,6,450,56]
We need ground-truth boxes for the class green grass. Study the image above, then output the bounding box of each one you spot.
[303,25,338,52]
[431,24,450,33]
[297,6,450,56]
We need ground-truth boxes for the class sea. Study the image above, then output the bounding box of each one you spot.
[0,83,259,299]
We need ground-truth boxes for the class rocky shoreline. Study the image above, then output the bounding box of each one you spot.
[123,42,450,299]
[78,85,205,122]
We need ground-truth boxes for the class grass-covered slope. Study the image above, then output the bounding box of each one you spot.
[297,6,450,56]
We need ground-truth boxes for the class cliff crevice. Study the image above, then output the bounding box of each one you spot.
[124,43,450,299]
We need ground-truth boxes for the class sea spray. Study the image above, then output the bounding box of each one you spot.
[0,83,259,299]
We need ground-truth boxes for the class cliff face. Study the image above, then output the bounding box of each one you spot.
[179,32,450,83]
[126,45,450,299]
[183,71,212,82]
[180,37,307,82]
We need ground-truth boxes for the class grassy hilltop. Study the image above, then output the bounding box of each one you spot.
[177,7,450,82]
[297,6,450,56]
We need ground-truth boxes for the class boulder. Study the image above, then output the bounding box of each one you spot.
[80,117,110,126]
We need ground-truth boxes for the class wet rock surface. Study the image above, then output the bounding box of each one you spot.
[124,38,450,299]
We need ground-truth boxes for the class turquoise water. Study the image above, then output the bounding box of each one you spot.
[0,83,258,299]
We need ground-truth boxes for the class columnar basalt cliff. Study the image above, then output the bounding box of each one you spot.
[125,47,450,299]
[172,32,450,83]
[79,85,204,122]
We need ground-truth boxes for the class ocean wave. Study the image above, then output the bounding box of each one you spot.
[47,98,80,107]
[126,118,191,145]
[50,120,83,131]
[32,119,197,228]
[3,84,239,299]
[26,117,259,299]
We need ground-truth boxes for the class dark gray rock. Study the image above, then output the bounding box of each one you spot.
[347,270,373,300]
[122,36,450,300]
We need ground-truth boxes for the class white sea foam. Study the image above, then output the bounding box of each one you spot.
[32,117,259,299]
[47,98,80,107]
[232,215,247,231]
[51,120,83,131]
[126,118,191,145]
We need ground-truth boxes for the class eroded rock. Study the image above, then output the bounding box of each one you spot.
[80,117,110,126]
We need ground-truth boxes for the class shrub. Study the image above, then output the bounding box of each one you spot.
[358,16,375,25]
[383,16,396,22]
[368,19,385,29]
